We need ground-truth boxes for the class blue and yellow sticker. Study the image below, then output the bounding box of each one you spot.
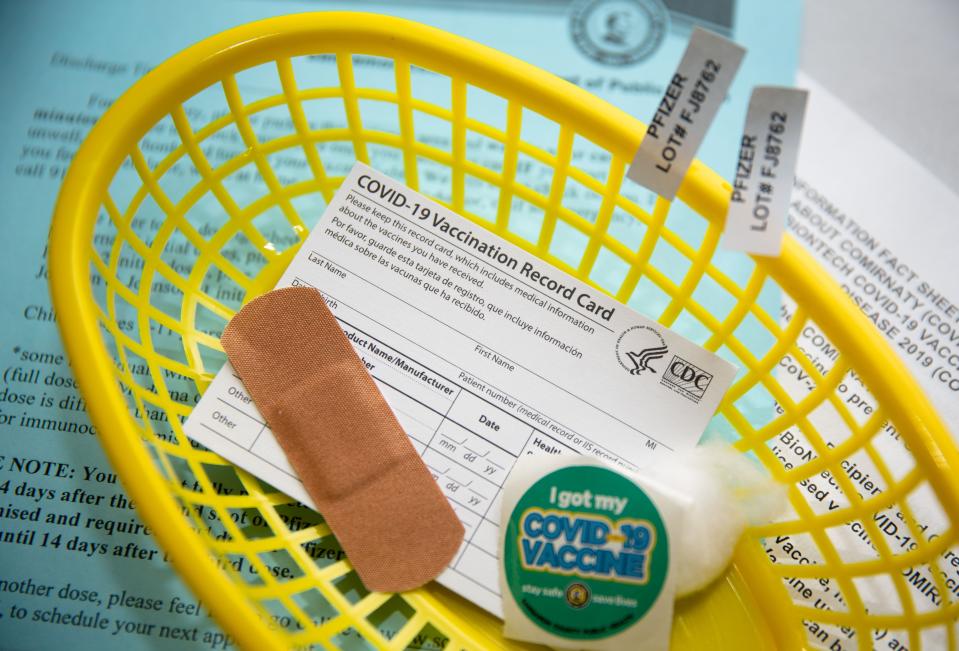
[503,464,668,640]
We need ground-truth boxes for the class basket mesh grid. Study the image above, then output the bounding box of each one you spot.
[79,49,959,649]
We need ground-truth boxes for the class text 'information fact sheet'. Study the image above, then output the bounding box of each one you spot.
[185,163,736,614]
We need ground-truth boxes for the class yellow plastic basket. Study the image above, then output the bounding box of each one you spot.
[48,12,959,650]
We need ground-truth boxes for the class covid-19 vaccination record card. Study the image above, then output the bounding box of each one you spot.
[185,162,737,614]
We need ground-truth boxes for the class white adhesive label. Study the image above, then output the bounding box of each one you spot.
[723,86,808,256]
[626,27,745,200]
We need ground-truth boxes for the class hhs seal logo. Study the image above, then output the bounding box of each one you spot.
[616,325,668,375]
[570,0,670,66]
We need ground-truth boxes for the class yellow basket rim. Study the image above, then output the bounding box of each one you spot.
[47,11,959,650]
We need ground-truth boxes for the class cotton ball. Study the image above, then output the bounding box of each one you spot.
[702,442,787,527]
[646,443,785,598]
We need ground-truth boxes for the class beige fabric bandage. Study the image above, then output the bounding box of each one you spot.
[221,286,464,593]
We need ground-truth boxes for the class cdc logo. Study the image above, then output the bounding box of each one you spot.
[661,356,713,403]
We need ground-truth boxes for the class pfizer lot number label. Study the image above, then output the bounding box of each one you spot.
[724,86,808,256]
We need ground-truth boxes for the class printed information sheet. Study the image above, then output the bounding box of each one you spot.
[186,163,736,614]
[767,75,959,651]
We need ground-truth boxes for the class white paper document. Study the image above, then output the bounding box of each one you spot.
[768,74,959,650]
[185,163,736,614]
[789,73,959,432]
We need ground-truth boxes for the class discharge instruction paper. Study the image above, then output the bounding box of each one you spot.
[185,163,736,614]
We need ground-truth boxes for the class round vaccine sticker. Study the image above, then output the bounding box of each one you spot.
[503,464,668,640]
